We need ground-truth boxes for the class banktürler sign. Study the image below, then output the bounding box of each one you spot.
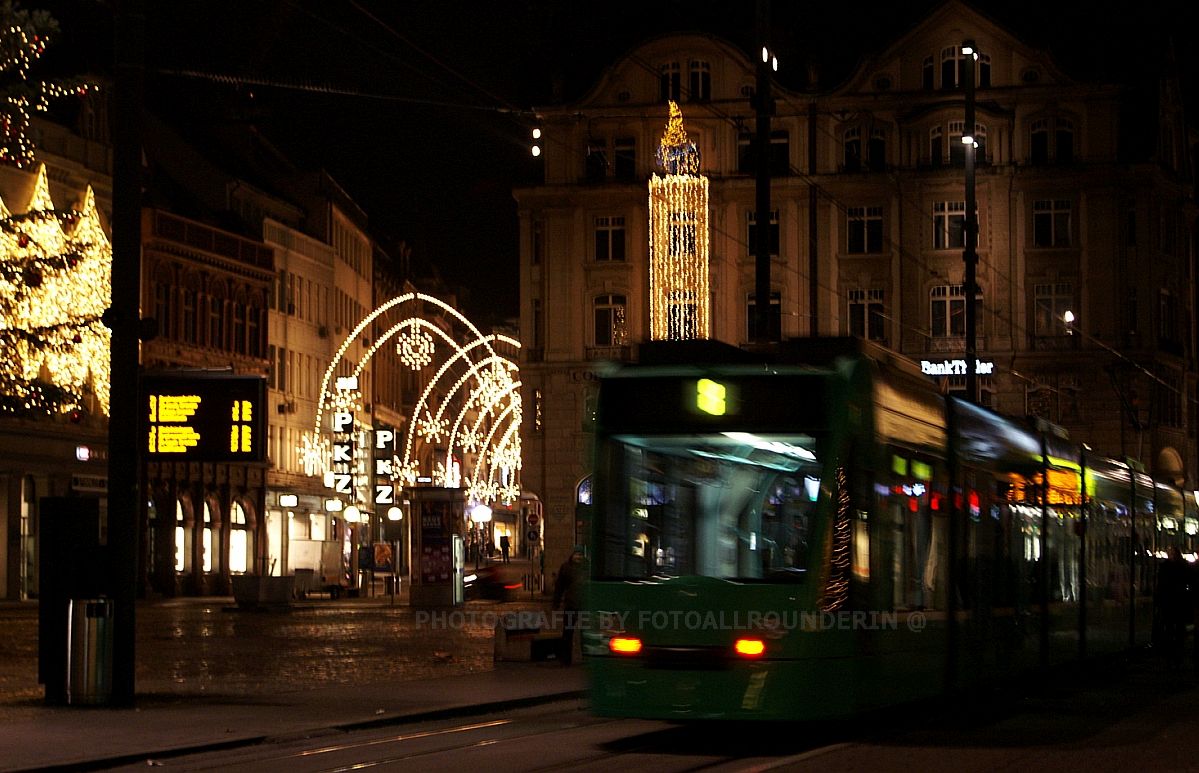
[919,359,996,377]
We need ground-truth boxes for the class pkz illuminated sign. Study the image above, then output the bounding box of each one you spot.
[919,359,995,377]
[144,374,266,462]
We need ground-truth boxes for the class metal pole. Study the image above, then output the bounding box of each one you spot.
[962,42,978,404]
[945,397,959,691]
[753,0,773,343]
[808,101,818,337]
[1040,435,1050,667]
[1078,447,1088,660]
[1128,459,1137,648]
[109,0,145,706]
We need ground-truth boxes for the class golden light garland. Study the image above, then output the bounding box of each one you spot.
[0,6,97,170]
[649,101,709,340]
[0,166,111,416]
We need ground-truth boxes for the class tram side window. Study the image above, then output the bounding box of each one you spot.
[885,454,949,611]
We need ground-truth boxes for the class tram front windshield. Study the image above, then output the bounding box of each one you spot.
[596,431,822,582]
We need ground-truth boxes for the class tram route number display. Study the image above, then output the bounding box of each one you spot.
[143,374,267,462]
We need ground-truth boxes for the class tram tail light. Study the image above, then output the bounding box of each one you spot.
[734,638,766,657]
[609,636,643,654]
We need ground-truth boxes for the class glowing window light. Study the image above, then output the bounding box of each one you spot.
[609,636,643,654]
[649,102,709,341]
[733,638,766,657]
[696,378,726,415]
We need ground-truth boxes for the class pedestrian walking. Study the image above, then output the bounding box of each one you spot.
[552,549,586,666]
[500,534,510,563]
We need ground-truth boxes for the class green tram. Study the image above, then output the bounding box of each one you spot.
[585,339,1196,720]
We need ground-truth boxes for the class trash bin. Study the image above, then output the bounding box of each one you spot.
[66,598,113,705]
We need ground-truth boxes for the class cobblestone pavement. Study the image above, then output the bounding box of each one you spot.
[0,592,552,715]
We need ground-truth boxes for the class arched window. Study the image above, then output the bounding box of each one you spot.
[207,284,227,350]
[1030,117,1074,165]
[949,120,966,166]
[154,266,174,340]
[659,61,680,102]
[868,127,886,171]
[247,293,264,357]
[843,126,861,171]
[229,501,251,574]
[974,123,988,164]
[687,59,710,102]
[181,274,199,344]
[940,45,964,89]
[175,500,187,573]
[232,291,247,355]
[929,126,943,166]
[202,502,214,574]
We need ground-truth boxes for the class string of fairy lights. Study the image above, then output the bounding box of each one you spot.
[0,168,111,417]
[649,101,711,341]
[817,465,852,612]
[0,4,107,419]
[0,11,94,170]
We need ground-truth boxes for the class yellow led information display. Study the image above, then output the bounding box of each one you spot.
[144,374,266,462]
[696,378,727,416]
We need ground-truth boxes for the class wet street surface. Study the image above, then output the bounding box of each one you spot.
[0,594,550,712]
[101,656,1199,773]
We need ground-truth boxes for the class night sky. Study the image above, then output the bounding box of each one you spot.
[38,1,1199,325]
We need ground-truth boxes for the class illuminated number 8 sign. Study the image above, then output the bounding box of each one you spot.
[230,400,254,453]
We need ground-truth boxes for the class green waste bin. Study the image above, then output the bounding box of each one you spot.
[66,598,113,705]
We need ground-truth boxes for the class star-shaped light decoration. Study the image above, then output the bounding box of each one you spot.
[417,411,448,444]
[395,323,435,370]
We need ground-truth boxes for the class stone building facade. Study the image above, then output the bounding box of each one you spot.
[514,1,1198,575]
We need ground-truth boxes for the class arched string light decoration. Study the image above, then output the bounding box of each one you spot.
[299,293,521,508]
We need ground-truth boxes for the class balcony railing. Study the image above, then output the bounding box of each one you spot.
[585,345,633,362]
[1028,334,1080,351]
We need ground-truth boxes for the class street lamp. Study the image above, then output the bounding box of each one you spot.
[962,38,979,404]
[1063,309,1076,334]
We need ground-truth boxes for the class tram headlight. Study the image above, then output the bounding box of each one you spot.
[734,638,766,657]
[609,636,643,654]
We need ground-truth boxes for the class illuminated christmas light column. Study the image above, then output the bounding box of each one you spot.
[649,101,709,340]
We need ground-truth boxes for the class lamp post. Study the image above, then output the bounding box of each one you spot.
[962,40,979,404]
[754,0,778,343]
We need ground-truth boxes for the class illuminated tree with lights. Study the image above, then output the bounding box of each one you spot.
[0,2,109,417]
[0,165,111,417]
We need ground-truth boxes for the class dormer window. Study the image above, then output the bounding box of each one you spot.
[938,45,987,89]
[941,46,966,89]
